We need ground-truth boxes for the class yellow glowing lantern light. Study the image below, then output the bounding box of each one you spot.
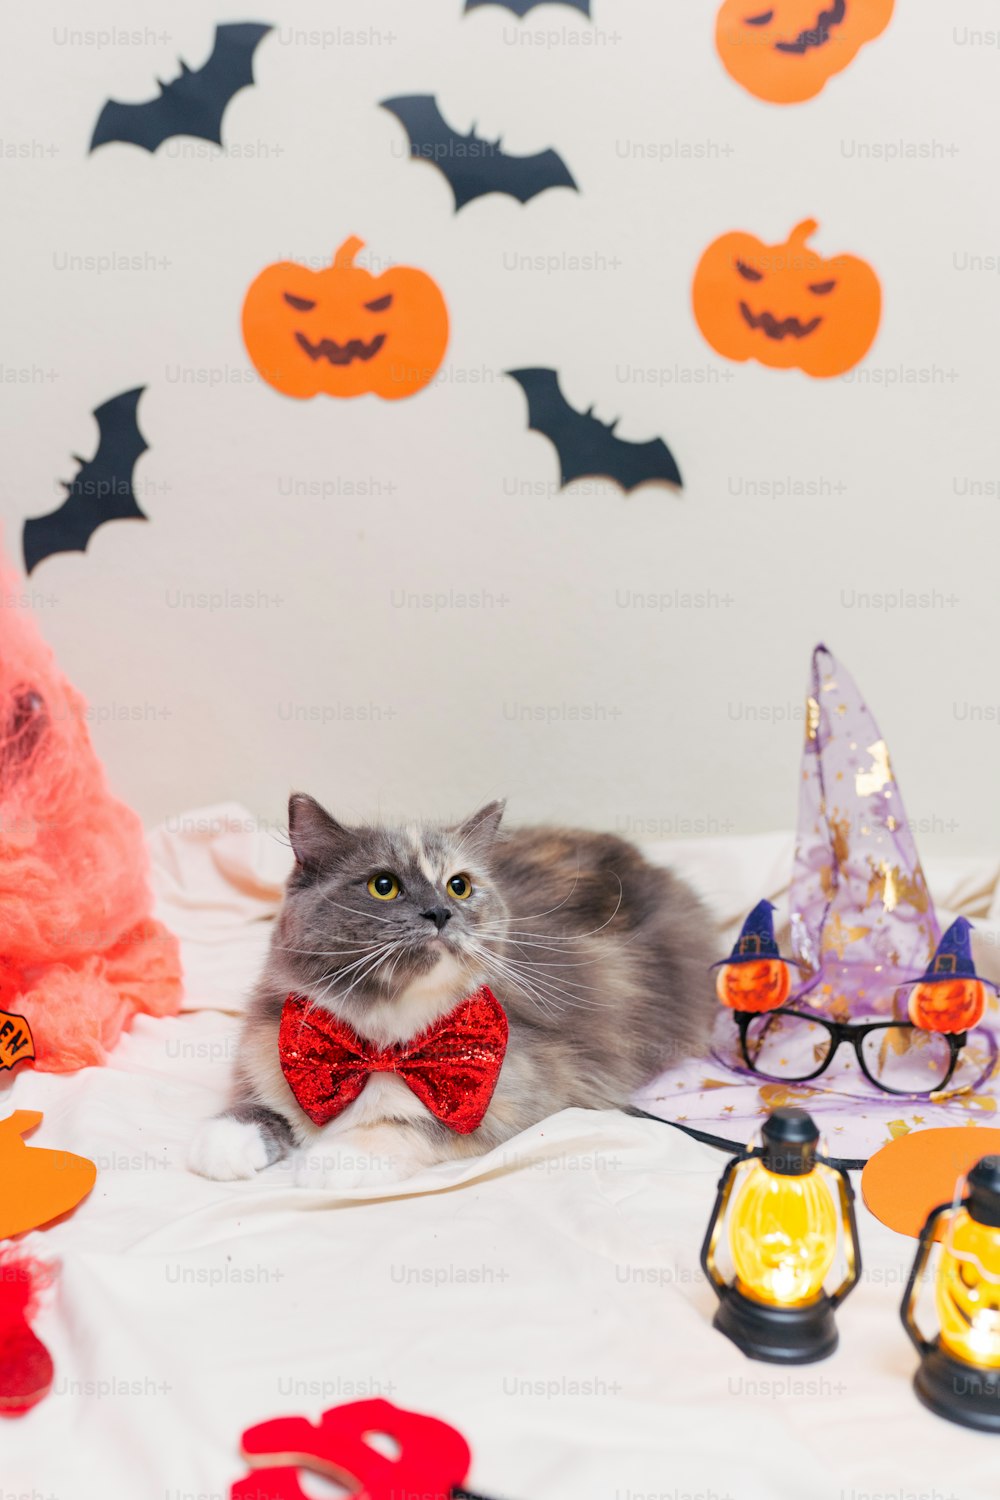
[901,1155,1000,1431]
[700,1107,861,1362]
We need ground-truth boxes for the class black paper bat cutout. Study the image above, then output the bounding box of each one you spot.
[507,368,682,492]
[23,388,150,574]
[89,22,272,153]
[465,0,591,14]
[380,95,576,211]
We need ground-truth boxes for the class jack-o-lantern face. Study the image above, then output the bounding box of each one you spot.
[716,958,791,1013]
[242,236,449,401]
[715,0,895,105]
[936,1214,1000,1370]
[692,219,880,378]
[908,979,986,1035]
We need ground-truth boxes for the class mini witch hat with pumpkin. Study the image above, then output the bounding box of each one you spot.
[897,917,998,1035]
[711,900,801,969]
[711,899,806,1015]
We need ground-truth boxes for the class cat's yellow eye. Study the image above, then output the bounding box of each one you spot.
[447,873,473,900]
[367,873,400,901]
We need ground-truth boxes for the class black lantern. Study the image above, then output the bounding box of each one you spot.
[700,1107,862,1363]
[901,1154,1000,1432]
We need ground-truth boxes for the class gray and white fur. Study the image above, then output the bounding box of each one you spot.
[188,794,716,1185]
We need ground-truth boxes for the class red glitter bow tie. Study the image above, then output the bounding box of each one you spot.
[278,986,508,1135]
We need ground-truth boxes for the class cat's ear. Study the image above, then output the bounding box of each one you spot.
[287,793,351,874]
[456,799,506,848]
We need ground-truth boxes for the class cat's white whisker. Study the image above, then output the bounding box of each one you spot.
[300,939,406,1012]
[478,876,625,944]
[466,940,609,1015]
[315,891,397,925]
[482,934,617,964]
[312,944,403,1009]
[481,944,614,1002]
[275,941,394,960]
[474,869,585,929]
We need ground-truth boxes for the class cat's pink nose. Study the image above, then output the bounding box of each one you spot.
[421,906,452,931]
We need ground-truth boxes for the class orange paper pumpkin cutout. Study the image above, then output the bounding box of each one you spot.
[715,958,791,1013]
[242,236,449,401]
[692,219,881,378]
[0,1111,96,1239]
[862,1127,1000,1239]
[908,978,986,1035]
[715,0,895,105]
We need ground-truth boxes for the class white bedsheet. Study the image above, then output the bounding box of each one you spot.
[5,808,1000,1500]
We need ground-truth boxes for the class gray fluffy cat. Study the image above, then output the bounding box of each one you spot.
[189,794,716,1185]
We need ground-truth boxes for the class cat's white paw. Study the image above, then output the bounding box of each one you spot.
[188,1116,270,1181]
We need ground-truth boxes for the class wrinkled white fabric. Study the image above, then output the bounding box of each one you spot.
[4,806,1000,1499]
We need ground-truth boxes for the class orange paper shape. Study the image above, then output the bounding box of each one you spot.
[692,219,881,378]
[0,1011,34,1071]
[242,236,449,401]
[715,0,895,105]
[0,1111,97,1239]
[862,1126,1000,1239]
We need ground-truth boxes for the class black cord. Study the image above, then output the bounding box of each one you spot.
[627,1106,867,1173]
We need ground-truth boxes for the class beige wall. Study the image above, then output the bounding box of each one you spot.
[2,3,997,852]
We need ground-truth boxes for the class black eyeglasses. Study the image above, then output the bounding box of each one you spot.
[730,1007,997,1097]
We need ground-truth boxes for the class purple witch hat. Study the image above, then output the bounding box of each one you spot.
[898,917,999,993]
[788,644,941,1018]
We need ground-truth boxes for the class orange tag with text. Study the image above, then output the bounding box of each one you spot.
[0,1011,34,1070]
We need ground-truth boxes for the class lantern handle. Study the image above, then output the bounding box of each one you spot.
[699,1153,754,1297]
[826,1163,863,1310]
[900,1202,951,1356]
